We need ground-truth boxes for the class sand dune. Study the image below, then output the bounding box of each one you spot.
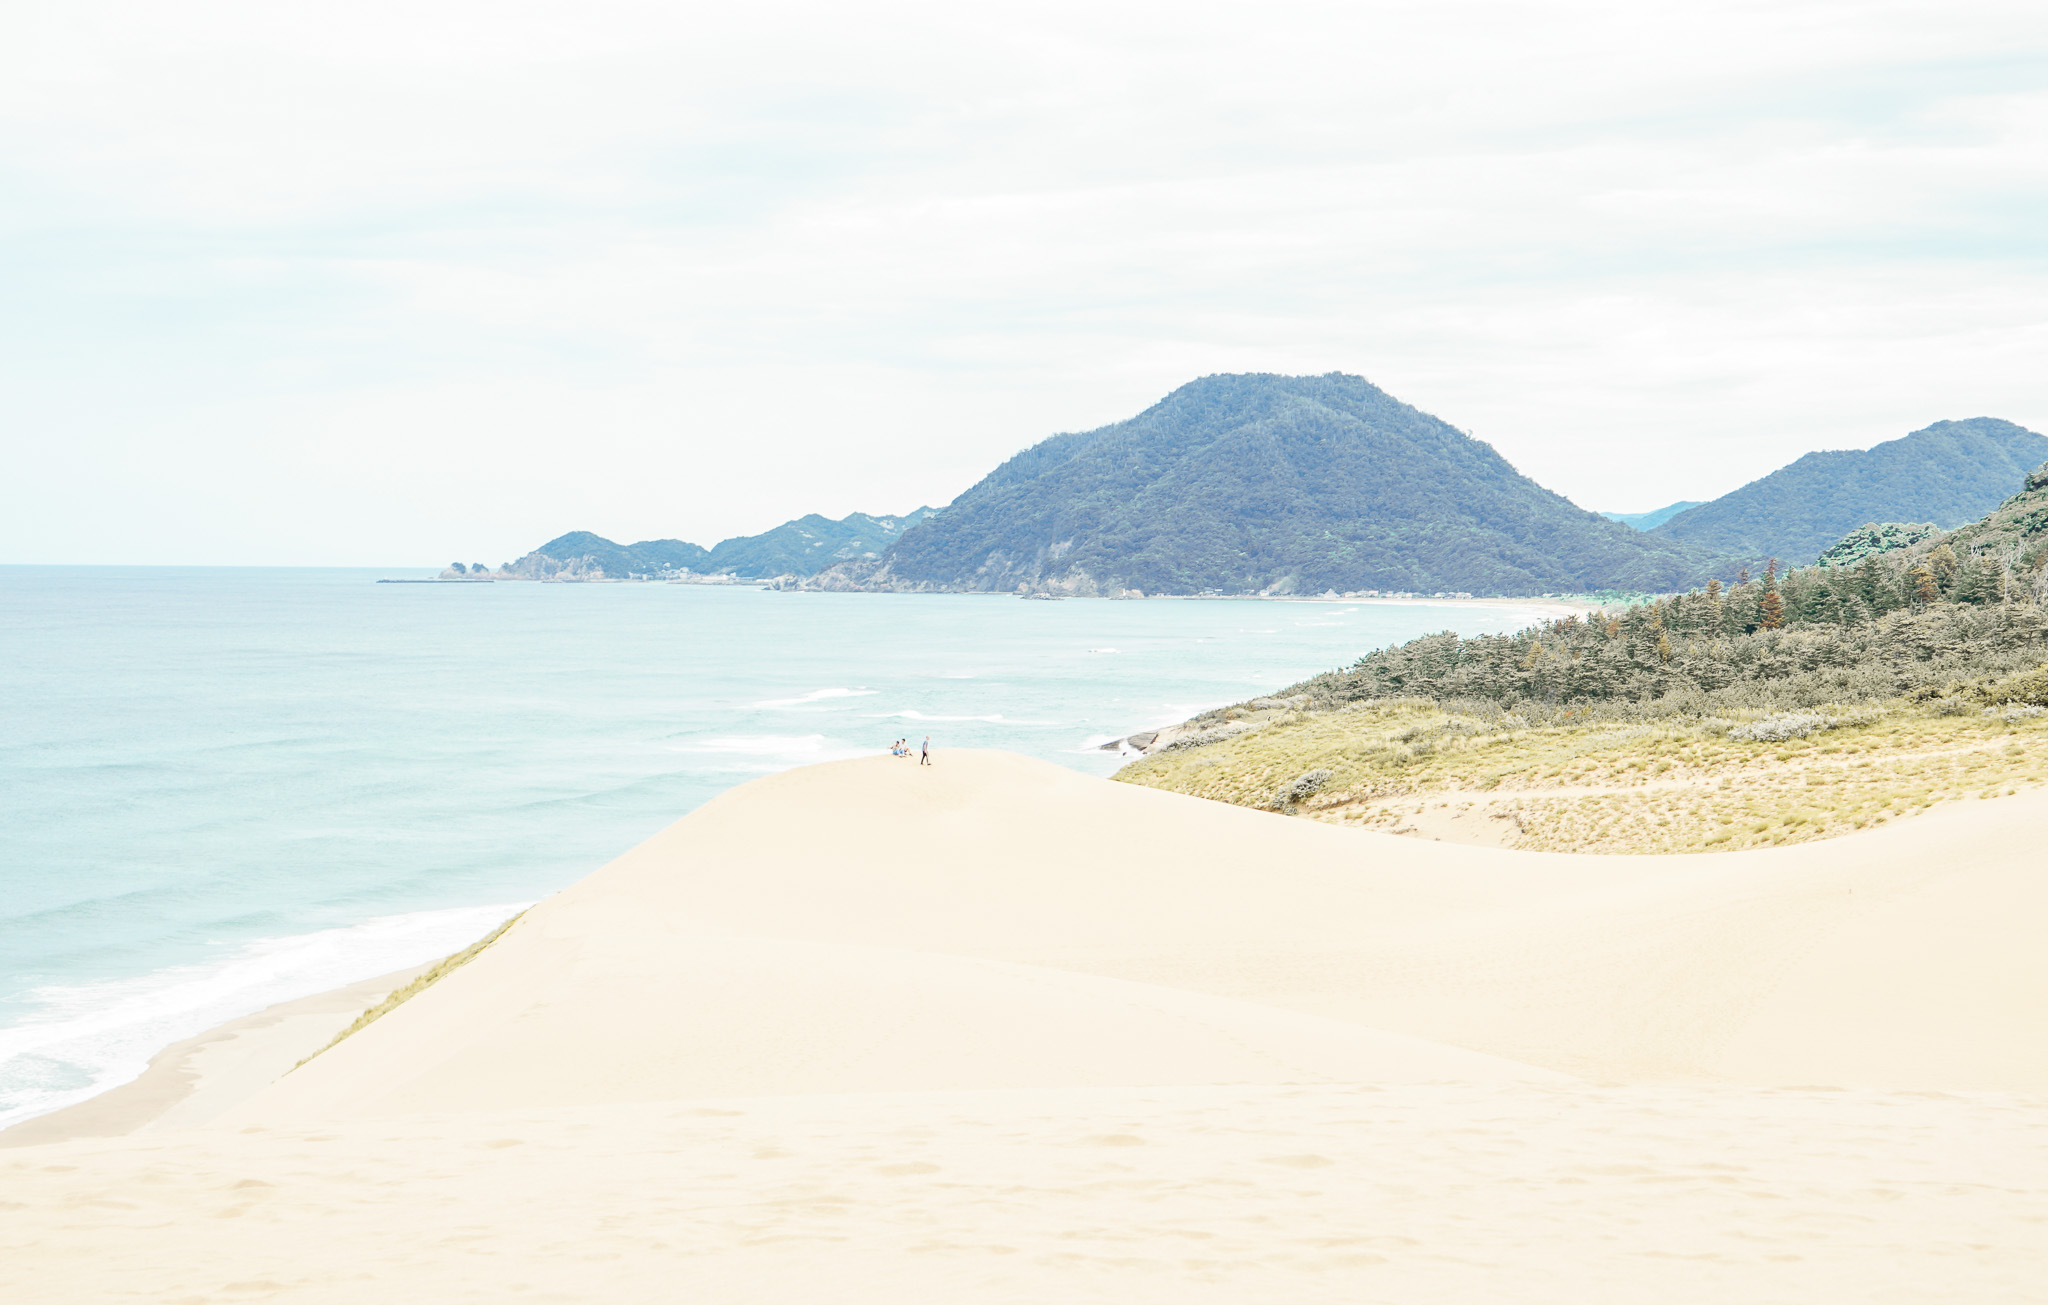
[235,750,2048,1123]
[7,750,2045,1301]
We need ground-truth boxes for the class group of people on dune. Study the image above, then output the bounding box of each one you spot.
[890,736,931,765]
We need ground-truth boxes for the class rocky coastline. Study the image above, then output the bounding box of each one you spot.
[1096,695,1311,759]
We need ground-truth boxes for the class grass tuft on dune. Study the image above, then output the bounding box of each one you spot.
[296,911,525,1070]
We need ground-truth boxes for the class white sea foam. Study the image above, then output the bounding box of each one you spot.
[0,901,528,1131]
[862,710,1063,726]
[672,734,878,765]
[752,687,879,708]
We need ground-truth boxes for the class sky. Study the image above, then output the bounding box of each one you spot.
[3,0,2045,565]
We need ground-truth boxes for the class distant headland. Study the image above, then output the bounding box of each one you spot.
[436,372,2046,599]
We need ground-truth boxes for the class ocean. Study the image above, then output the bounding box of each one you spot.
[0,567,1548,1127]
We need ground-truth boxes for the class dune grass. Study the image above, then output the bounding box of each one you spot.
[294,911,526,1071]
[1114,698,2048,854]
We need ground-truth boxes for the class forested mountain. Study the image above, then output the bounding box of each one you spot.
[1927,458,2048,560]
[511,531,711,578]
[704,508,932,576]
[500,509,931,579]
[488,385,2042,597]
[1650,418,2048,565]
[824,373,1711,597]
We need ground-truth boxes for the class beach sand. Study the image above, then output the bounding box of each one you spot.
[4,750,2043,1301]
[0,967,428,1150]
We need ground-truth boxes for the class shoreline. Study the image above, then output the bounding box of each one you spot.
[387,573,1610,615]
[0,966,426,1148]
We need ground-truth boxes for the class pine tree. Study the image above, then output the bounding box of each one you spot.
[1909,563,1939,606]
[1929,544,1961,593]
[1758,559,1784,630]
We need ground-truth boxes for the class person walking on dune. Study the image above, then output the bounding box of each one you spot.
[920,736,931,766]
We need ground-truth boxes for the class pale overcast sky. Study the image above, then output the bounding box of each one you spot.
[4,0,2045,564]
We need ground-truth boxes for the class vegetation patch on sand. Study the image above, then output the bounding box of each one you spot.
[1116,696,2048,854]
[295,912,525,1069]
[1118,463,2048,853]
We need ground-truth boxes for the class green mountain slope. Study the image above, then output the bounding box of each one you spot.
[861,372,1711,596]
[518,531,711,577]
[1650,418,2048,565]
[506,509,931,580]
[705,509,931,576]
[1917,459,2048,570]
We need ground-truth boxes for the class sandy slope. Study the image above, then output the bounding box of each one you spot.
[235,749,2048,1116]
[5,750,2045,1302]
[10,1084,2045,1304]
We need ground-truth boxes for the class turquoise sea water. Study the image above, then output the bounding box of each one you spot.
[0,567,1548,1127]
